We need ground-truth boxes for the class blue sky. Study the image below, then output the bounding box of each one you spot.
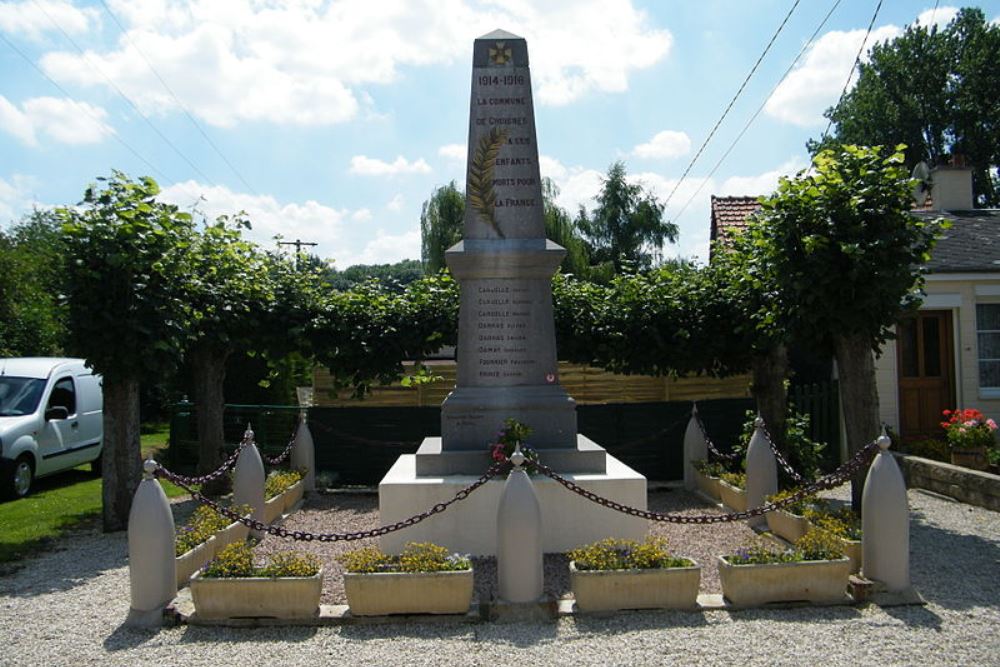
[1,1,997,266]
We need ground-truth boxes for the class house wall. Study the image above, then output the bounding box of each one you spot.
[875,274,1000,433]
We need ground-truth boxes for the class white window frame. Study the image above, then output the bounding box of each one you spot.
[976,300,1000,398]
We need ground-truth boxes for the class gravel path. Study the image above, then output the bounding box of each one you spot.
[2,488,998,666]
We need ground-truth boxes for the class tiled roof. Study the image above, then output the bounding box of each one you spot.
[709,196,762,257]
[914,209,1000,273]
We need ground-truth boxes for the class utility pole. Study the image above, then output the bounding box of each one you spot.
[278,239,318,269]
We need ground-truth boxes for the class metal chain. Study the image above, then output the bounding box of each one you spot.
[261,421,300,466]
[155,461,503,542]
[693,408,740,461]
[533,438,879,524]
[162,433,252,486]
[758,420,806,484]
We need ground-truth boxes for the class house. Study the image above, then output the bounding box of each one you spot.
[709,165,1000,440]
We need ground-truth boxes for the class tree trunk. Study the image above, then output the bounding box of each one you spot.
[751,343,789,450]
[102,375,142,532]
[192,344,231,497]
[833,331,881,512]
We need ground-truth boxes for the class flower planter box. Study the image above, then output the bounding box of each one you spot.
[951,447,989,471]
[694,470,722,502]
[569,560,701,611]
[263,494,285,524]
[718,480,747,512]
[841,538,861,574]
[283,479,305,512]
[215,519,250,550]
[190,569,323,619]
[175,537,216,588]
[765,509,810,543]
[717,555,851,606]
[343,569,474,616]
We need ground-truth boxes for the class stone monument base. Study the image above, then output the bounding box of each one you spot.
[378,450,647,556]
[414,435,607,476]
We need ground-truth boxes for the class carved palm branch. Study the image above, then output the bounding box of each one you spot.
[467,127,508,238]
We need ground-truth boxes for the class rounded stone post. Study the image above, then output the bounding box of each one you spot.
[126,460,177,627]
[496,445,543,603]
[683,403,707,491]
[745,415,778,528]
[233,424,265,539]
[290,412,315,492]
[862,431,910,591]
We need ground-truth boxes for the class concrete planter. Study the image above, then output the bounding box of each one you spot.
[190,569,323,619]
[718,480,747,512]
[717,555,851,605]
[175,537,216,588]
[216,520,250,550]
[841,537,862,574]
[694,470,722,502]
[951,447,989,471]
[263,495,285,524]
[283,480,305,512]
[569,560,701,611]
[765,509,810,543]
[343,569,474,616]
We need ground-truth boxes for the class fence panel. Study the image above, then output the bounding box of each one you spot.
[789,381,841,468]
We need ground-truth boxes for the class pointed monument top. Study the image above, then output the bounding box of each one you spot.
[478,28,522,41]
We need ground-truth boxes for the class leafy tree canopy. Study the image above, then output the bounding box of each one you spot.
[811,8,1000,206]
[420,181,464,274]
[325,259,424,292]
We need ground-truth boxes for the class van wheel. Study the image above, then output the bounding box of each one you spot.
[3,455,34,499]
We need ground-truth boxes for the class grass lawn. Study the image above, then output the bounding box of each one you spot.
[0,455,187,565]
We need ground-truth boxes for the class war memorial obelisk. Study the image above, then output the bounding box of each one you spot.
[379,30,646,555]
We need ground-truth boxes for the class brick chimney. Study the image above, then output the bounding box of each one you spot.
[929,158,974,211]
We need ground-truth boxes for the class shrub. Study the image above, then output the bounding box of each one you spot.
[201,542,321,578]
[338,542,471,574]
[265,469,304,500]
[805,506,862,541]
[720,472,746,489]
[795,527,845,560]
[739,408,826,482]
[569,537,692,571]
[902,438,950,462]
[765,488,822,516]
[174,504,249,556]
[692,459,727,477]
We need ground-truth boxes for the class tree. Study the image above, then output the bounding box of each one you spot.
[748,145,942,509]
[60,172,196,531]
[542,178,592,278]
[811,8,1000,205]
[575,161,678,273]
[420,181,464,273]
[325,259,424,292]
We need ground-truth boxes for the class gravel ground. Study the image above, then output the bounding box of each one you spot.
[254,489,773,603]
[2,488,998,666]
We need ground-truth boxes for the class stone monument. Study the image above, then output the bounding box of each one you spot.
[379,30,647,555]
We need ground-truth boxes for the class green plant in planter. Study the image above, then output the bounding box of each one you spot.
[725,545,801,565]
[795,527,846,560]
[739,408,825,482]
[764,488,822,516]
[804,506,862,541]
[693,460,727,477]
[720,472,746,489]
[339,542,471,574]
[202,542,320,578]
[264,469,304,500]
[175,503,251,556]
[568,537,692,571]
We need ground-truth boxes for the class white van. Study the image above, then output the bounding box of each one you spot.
[0,358,103,499]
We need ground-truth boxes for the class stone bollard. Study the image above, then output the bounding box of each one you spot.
[290,412,315,493]
[233,424,265,539]
[683,402,707,491]
[126,460,177,628]
[496,444,543,603]
[862,431,910,591]
[745,415,778,528]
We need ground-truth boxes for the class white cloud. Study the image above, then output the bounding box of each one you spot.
[0,174,40,224]
[349,155,432,177]
[158,181,350,262]
[386,194,405,212]
[765,25,902,126]
[632,130,691,159]
[0,95,113,146]
[915,6,959,30]
[334,227,422,268]
[352,208,373,222]
[38,0,670,127]
[438,144,466,161]
[717,157,806,196]
[0,0,97,41]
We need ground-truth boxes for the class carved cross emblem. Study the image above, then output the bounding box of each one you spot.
[489,41,512,65]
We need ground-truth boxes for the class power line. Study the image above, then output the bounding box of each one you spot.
[97,0,259,195]
[821,0,884,139]
[661,0,803,211]
[31,0,216,186]
[670,0,844,223]
[0,32,172,184]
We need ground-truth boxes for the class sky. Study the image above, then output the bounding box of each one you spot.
[1,0,998,267]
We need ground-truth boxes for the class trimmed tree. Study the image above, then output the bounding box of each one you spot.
[747,145,942,509]
[60,172,195,531]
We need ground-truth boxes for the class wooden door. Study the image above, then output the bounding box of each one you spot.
[897,310,955,438]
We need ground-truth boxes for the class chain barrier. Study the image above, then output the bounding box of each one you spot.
[161,432,253,486]
[758,420,806,484]
[155,461,503,542]
[532,438,878,524]
[260,420,300,466]
[693,408,740,462]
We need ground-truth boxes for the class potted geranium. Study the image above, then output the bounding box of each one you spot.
[340,542,473,616]
[718,528,851,605]
[764,489,820,543]
[941,408,997,470]
[568,537,700,611]
[263,469,305,523]
[718,472,747,512]
[190,542,323,619]
[691,460,725,502]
